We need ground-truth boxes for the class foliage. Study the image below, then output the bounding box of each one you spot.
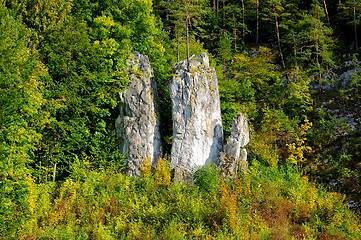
[0,4,48,237]
[2,0,361,237]
[154,157,171,187]
[194,164,221,194]
[284,68,314,118]
[220,47,285,137]
[228,47,283,112]
[5,158,360,239]
[3,0,167,181]
[297,1,334,91]
[218,30,233,65]
[305,104,361,203]
[249,108,299,167]
[286,119,313,168]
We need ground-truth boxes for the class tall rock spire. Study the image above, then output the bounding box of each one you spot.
[115,52,162,177]
[168,53,223,179]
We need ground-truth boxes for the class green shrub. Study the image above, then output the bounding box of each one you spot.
[194,164,221,194]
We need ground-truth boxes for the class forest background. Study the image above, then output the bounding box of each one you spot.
[1,0,361,239]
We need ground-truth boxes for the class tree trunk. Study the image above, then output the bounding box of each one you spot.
[323,0,330,25]
[242,0,245,43]
[233,11,237,51]
[52,163,57,183]
[256,0,259,47]
[354,3,358,50]
[275,15,286,69]
[213,0,216,12]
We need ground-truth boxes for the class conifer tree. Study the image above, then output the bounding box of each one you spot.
[269,0,286,69]
[299,1,334,92]
[218,30,233,64]
[339,0,361,50]
[224,0,249,52]
[166,0,208,68]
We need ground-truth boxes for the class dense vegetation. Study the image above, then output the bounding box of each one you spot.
[6,159,361,239]
[1,0,360,238]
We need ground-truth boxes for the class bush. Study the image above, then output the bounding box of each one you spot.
[194,164,221,194]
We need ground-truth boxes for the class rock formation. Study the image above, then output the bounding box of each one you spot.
[115,52,249,180]
[168,53,223,177]
[219,113,250,177]
[115,52,161,177]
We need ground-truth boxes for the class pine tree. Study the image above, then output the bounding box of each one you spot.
[299,1,334,92]
[269,0,286,69]
[225,0,249,52]
[339,0,361,50]
[218,30,233,65]
[166,0,208,67]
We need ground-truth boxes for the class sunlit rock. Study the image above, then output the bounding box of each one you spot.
[219,113,250,177]
[115,52,161,177]
[168,53,223,178]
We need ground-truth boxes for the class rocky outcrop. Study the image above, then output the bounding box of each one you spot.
[168,53,223,176]
[219,113,250,177]
[115,52,161,177]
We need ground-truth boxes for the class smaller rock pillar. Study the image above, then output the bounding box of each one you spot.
[219,113,250,177]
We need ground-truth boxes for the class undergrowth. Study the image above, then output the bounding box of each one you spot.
[9,158,361,239]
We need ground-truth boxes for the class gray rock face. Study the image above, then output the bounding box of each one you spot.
[168,53,223,174]
[115,52,161,177]
[219,113,250,177]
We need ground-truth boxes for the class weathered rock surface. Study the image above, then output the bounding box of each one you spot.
[219,113,250,177]
[168,53,223,175]
[115,52,161,177]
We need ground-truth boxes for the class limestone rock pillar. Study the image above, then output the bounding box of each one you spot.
[115,52,161,177]
[219,113,250,177]
[168,53,223,176]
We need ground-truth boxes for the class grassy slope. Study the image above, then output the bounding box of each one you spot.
[15,158,361,240]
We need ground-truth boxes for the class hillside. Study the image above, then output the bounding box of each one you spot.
[1,0,361,238]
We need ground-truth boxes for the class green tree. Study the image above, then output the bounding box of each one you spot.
[6,0,167,179]
[220,47,283,136]
[298,1,334,92]
[229,47,283,108]
[0,4,49,236]
[268,0,286,69]
[165,0,208,65]
[338,0,361,50]
[284,69,314,118]
[220,0,249,52]
[218,30,233,65]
